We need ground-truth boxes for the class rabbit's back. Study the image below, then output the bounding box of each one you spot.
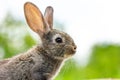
[0,46,44,80]
[0,59,9,65]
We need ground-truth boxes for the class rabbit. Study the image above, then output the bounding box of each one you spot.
[0,2,77,80]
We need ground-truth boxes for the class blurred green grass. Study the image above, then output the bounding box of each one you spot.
[0,13,120,80]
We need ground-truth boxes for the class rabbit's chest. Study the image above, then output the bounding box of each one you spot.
[41,59,63,78]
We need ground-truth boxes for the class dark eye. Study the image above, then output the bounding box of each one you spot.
[55,37,63,43]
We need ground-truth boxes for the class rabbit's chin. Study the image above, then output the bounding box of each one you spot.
[54,53,74,60]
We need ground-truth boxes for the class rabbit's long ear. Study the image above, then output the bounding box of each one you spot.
[44,6,54,29]
[24,2,49,36]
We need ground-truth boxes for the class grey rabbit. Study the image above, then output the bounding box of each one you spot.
[0,2,77,80]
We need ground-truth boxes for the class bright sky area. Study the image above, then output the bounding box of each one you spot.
[0,0,120,66]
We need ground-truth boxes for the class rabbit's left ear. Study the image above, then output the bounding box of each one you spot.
[24,2,50,36]
[44,6,54,29]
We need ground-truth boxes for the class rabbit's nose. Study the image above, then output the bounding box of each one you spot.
[74,45,77,50]
[73,45,77,52]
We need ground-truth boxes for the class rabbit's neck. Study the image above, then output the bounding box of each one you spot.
[36,45,64,79]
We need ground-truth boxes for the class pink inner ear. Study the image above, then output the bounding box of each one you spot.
[24,2,45,33]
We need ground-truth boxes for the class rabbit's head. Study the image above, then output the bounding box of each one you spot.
[24,2,77,60]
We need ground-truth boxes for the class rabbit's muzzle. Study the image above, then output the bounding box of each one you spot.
[63,45,77,58]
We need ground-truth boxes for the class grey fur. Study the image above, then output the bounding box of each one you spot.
[0,2,76,80]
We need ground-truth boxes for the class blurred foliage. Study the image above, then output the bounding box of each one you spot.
[84,44,120,78]
[0,13,120,80]
[3,13,23,27]
[55,44,120,80]
[0,13,36,58]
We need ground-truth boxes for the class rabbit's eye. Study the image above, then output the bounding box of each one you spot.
[55,37,63,43]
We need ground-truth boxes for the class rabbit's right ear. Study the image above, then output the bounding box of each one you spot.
[44,6,54,29]
[24,2,50,36]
